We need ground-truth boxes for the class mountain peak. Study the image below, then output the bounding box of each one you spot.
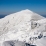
[19,9,33,14]
[23,9,31,11]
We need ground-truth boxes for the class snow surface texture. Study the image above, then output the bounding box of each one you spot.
[0,9,46,46]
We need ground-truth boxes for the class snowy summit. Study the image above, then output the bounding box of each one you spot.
[0,9,46,46]
[0,9,44,35]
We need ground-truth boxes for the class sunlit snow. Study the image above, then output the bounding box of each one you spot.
[0,9,46,46]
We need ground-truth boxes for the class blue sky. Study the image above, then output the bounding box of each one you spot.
[0,0,46,15]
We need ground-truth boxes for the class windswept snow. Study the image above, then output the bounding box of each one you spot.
[0,9,46,46]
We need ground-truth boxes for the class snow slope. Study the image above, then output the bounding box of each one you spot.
[34,18,46,32]
[0,9,46,46]
[35,18,46,24]
[0,9,45,35]
[35,37,46,46]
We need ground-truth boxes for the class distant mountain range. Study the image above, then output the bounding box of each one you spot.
[42,15,46,17]
[0,15,6,19]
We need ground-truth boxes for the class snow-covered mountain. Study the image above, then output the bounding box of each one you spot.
[0,9,45,35]
[0,9,46,46]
